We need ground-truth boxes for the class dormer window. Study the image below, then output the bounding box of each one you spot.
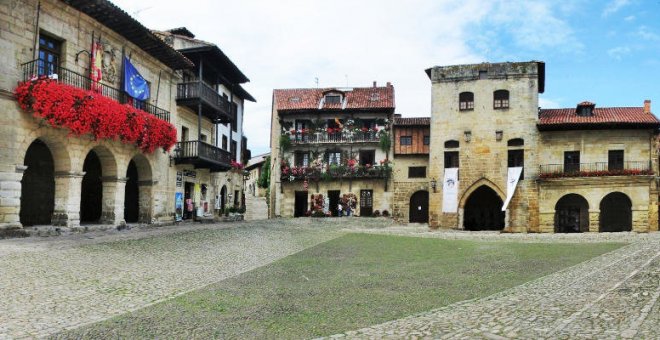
[325,95,341,104]
[576,101,595,117]
[459,92,474,111]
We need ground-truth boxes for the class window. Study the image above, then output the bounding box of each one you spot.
[408,166,427,178]
[181,126,189,142]
[200,134,207,143]
[564,151,580,173]
[231,141,237,161]
[444,140,459,148]
[294,152,310,167]
[231,103,238,132]
[423,135,430,145]
[608,150,624,171]
[326,151,342,165]
[359,150,375,166]
[459,92,474,111]
[494,90,510,109]
[508,149,524,179]
[222,135,228,150]
[400,136,412,145]
[444,151,459,168]
[507,138,524,147]
[38,33,61,76]
[325,95,341,104]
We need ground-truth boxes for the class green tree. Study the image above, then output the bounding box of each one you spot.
[257,156,271,188]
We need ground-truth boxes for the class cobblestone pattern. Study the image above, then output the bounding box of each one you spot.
[327,232,660,339]
[0,219,346,339]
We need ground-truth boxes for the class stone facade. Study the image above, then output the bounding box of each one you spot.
[0,0,250,231]
[391,155,430,223]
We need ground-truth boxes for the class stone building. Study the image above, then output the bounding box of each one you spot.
[424,61,659,232]
[269,83,395,218]
[0,0,252,232]
[245,152,270,198]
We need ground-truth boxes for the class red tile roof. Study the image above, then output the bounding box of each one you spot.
[538,107,660,130]
[394,117,430,126]
[274,85,394,112]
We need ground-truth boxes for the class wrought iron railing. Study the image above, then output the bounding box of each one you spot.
[176,81,231,117]
[280,163,391,181]
[539,161,653,178]
[21,59,170,121]
[174,140,231,166]
[286,131,380,144]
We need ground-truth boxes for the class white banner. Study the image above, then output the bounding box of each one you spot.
[442,168,459,213]
[502,167,523,211]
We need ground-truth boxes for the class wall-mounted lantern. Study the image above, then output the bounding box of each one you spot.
[430,178,437,193]
[464,130,472,143]
[496,130,503,141]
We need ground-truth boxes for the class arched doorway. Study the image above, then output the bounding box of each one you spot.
[124,160,139,223]
[599,192,632,232]
[463,186,504,230]
[220,185,227,210]
[20,140,55,226]
[555,194,589,233]
[80,151,103,223]
[409,190,429,223]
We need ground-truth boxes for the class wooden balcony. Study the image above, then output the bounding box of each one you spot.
[176,81,231,123]
[21,59,170,121]
[173,140,232,171]
[539,161,653,179]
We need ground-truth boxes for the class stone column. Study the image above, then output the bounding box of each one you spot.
[101,176,126,225]
[588,210,600,232]
[138,180,155,223]
[52,171,84,227]
[0,165,26,230]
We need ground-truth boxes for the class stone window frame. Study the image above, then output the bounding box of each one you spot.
[459,92,474,111]
[493,90,510,109]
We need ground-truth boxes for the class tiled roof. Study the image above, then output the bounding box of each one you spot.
[274,85,395,111]
[394,117,430,126]
[538,107,660,130]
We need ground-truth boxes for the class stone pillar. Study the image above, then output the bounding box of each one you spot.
[0,165,26,230]
[588,210,600,232]
[632,209,646,233]
[138,180,154,223]
[52,171,84,227]
[101,176,126,225]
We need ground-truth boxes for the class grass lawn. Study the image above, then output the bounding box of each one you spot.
[56,233,623,339]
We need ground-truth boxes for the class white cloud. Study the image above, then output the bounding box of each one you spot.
[624,15,636,22]
[607,46,631,60]
[539,97,562,109]
[602,0,631,17]
[637,26,660,41]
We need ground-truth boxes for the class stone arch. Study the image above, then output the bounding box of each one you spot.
[20,139,55,226]
[409,190,429,223]
[599,192,632,232]
[80,145,119,224]
[463,185,505,230]
[220,185,227,210]
[124,153,153,224]
[18,134,72,173]
[554,194,589,233]
[459,178,505,209]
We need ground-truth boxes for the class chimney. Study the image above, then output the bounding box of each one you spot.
[644,100,651,114]
[373,81,377,87]
[386,81,391,87]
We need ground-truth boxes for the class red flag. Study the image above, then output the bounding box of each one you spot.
[90,39,103,93]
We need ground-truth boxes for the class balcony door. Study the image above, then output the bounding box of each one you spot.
[608,150,624,171]
[564,151,580,173]
[38,33,61,76]
[360,190,373,216]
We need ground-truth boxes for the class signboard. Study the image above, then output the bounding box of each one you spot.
[175,192,183,222]
[176,171,182,187]
[442,168,459,213]
[502,167,523,211]
[183,170,196,178]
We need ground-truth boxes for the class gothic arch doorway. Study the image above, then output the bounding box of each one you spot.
[599,192,632,232]
[463,185,504,230]
[555,194,589,233]
[409,190,429,223]
[20,140,55,226]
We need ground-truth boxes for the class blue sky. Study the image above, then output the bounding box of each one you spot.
[112,0,660,155]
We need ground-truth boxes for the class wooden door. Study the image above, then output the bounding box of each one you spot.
[360,190,373,216]
[409,191,429,223]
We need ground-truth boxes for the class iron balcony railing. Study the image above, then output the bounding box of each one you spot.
[174,140,231,168]
[176,81,231,118]
[539,161,653,178]
[21,60,170,121]
[287,131,380,144]
[281,164,392,181]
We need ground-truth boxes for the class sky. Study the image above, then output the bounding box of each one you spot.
[111,0,660,156]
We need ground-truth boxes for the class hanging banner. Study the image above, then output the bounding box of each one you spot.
[174,192,183,222]
[502,167,523,211]
[90,37,103,93]
[442,168,459,213]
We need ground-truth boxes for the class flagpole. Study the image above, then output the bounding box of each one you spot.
[121,45,125,103]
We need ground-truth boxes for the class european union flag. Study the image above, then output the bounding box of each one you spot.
[123,57,150,100]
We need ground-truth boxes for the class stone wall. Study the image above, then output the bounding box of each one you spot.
[391,155,429,223]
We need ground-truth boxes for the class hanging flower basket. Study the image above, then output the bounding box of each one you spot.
[15,78,177,153]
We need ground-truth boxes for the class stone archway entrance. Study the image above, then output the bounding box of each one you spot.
[20,140,55,226]
[409,190,429,223]
[124,160,139,223]
[599,192,632,232]
[220,185,227,211]
[463,186,505,230]
[555,194,589,233]
[80,151,103,223]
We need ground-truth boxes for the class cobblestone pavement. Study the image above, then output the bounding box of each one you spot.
[0,219,348,339]
[328,231,660,339]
